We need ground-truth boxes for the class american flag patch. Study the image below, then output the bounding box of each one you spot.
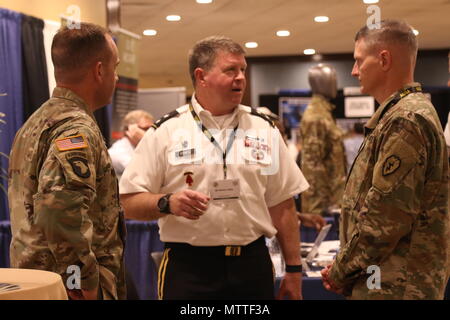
[55,135,88,151]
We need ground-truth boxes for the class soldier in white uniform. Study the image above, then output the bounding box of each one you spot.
[119,36,309,300]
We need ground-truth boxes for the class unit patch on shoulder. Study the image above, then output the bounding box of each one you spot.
[68,156,91,178]
[55,135,88,151]
[382,155,401,176]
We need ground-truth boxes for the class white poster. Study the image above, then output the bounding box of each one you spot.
[345,96,375,118]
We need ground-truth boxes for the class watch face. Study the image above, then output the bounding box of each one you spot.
[158,194,171,213]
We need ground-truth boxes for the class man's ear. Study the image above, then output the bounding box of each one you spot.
[93,61,103,82]
[379,50,392,71]
[194,67,206,87]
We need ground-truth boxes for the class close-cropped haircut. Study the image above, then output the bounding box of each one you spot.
[188,35,246,85]
[51,22,112,80]
[355,19,418,60]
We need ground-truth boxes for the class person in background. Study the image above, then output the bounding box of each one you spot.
[257,106,326,232]
[108,109,154,177]
[8,23,126,300]
[119,35,309,300]
[322,19,449,299]
[299,64,347,216]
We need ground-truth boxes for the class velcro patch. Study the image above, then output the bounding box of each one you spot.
[55,135,88,151]
[68,156,91,178]
[382,155,401,176]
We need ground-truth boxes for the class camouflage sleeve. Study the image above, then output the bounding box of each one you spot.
[329,117,426,290]
[33,128,99,291]
[301,118,332,213]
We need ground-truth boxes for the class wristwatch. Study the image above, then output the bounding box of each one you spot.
[157,193,173,214]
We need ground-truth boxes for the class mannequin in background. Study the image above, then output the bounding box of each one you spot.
[108,109,154,177]
[299,64,347,215]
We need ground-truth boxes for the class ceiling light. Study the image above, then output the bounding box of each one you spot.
[143,29,157,36]
[245,42,258,49]
[413,29,419,36]
[303,49,316,55]
[166,15,181,22]
[314,16,329,23]
[196,0,213,3]
[276,30,290,37]
[363,0,379,4]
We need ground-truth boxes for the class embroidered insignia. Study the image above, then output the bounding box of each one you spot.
[184,171,194,187]
[68,157,91,178]
[251,149,265,161]
[55,135,88,151]
[382,155,401,176]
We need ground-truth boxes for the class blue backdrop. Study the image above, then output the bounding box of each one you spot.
[0,8,23,221]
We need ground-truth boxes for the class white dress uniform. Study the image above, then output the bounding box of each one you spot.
[108,137,135,176]
[120,94,309,246]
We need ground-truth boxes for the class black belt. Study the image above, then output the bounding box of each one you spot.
[165,236,266,257]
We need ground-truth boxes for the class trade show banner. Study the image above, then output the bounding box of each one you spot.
[111,29,140,141]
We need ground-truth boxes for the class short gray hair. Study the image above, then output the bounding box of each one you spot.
[188,35,246,86]
[355,19,418,60]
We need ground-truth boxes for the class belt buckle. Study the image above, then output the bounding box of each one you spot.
[225,246,241,256]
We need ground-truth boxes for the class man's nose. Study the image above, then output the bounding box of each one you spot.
[351,62,359,78]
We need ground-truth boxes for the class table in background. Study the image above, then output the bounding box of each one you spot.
[0,268,68,300]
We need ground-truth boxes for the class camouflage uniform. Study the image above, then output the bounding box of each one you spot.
[329,83,450,299]
[8,87,126,300]
[300,94,347,214]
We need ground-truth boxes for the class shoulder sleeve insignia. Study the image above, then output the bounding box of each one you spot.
[55,135,88,151]
[151,110,180,130]
[382,155,401,176]
[68,156,91,178]
[250,108,275,128]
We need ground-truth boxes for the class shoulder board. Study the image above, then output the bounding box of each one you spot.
[249,108,275,128]
[151,110,180,130]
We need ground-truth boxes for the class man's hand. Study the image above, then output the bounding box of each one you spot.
[170,189,210,220]
[125,123,146,147]
[321,263,344,294]
[297,212,326,231]
[277,272,303,300]
[67,287,99,300]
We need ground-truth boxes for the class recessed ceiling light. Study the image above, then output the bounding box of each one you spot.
[245,42,258,49]
[166,15,181,22]
[276,30,290,37]
[196,0,213,3]
[314,16,329,23]
[413,29,419,36]
[143,29,157,36]
[363,0,379,4]
[303,49,316,55]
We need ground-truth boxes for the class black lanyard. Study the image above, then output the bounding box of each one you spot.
[377,85,422,124]
[189,104,238,179]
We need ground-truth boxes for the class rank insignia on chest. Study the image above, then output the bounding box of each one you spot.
[184,171,194,187]
[55,135,88,151]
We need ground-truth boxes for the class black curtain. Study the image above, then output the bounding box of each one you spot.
[21,14,49,121]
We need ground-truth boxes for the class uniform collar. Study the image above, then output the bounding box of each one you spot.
[310,94,335,112]
[191,92,243,127]
[365,82,422,132]
[51,87,95,120]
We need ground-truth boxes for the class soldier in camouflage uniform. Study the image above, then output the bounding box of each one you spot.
[322,20,449,299]
[8,23,126,300]
[300,64,347,215]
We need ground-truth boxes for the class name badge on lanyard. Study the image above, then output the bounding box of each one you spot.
[209,179,240,201]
